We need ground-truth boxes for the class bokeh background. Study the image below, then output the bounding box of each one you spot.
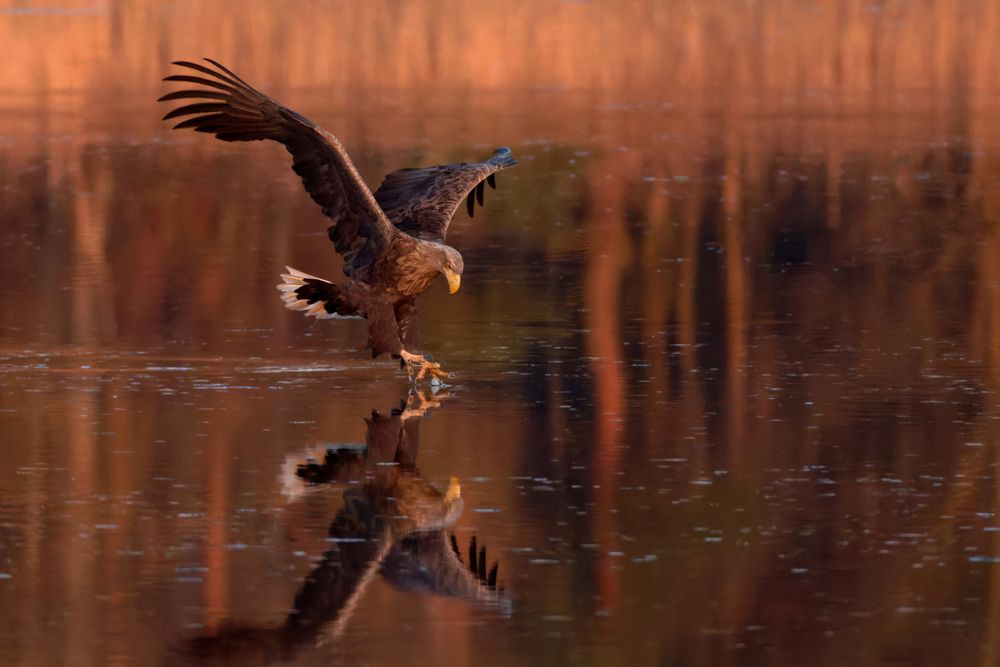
[4,1,1000,665]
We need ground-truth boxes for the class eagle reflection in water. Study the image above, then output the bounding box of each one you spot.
[184,390,507,663]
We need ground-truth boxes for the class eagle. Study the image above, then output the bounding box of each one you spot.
[159,59,517,381]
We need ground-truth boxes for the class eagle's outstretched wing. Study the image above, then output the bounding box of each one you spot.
[159,59,399,278]
[373,147,518,242]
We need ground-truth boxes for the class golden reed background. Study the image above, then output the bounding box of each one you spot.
[2,0,999,101]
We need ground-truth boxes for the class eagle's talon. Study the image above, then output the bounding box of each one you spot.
[426,364,450,381]
[417,360,448,382]
[400,350,448,384]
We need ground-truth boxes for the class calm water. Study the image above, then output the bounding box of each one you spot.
[6,4,1000,667]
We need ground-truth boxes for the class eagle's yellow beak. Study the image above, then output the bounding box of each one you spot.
[444,268,461,294]
[445,476,461,502]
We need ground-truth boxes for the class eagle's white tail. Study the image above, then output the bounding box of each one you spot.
[276,267,361,320]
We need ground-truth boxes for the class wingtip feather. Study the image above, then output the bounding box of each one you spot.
[285,266,330,282]
[285,299,311,311]
[306,302,327,317]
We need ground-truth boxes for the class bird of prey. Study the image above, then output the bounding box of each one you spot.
[159,59,517,381]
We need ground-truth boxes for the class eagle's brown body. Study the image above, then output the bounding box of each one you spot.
[159,59,517,379]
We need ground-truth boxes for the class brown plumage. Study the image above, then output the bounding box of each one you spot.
[159,59,517,381]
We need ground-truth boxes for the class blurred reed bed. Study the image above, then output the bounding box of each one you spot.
[1,0,998,103]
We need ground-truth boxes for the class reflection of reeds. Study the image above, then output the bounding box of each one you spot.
[553,127,1000,663]
[2,0,999,101]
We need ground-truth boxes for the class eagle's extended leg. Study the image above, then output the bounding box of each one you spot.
[399,350,450,383]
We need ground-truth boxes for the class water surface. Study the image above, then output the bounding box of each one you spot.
[4,3,1000,666]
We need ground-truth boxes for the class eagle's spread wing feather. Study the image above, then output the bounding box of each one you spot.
[373,148,517,242]
[160,59,399,278]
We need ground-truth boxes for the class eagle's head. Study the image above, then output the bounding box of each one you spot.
[437,245,465,294]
